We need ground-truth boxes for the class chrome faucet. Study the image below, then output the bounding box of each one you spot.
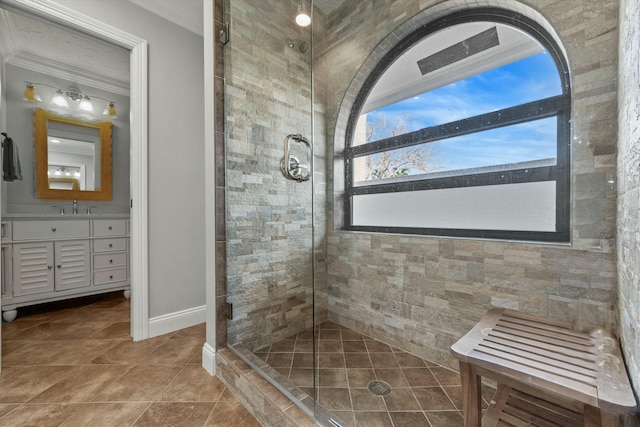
[73,200,78,214]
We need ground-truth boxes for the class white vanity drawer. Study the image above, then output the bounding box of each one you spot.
[94,268,127,285]
[93,219,126,237]
[93,252,127,269]
[13,220,90,241]
[93,238,128,253]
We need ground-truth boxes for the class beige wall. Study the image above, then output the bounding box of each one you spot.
[322,0,620,368]
[617,0,640,402]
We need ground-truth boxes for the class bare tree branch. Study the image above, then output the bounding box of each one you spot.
[365,113,439,180]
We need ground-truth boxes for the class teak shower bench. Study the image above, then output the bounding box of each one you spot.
[451,308,638,427]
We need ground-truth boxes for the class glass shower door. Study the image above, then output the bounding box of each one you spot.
[223,0,329,423]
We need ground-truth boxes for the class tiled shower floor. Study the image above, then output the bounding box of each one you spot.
[254,321,490,427]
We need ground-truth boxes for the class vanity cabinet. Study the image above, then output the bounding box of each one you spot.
[12,240,91,296]
[1,245,12,301]
[1,218,129,322]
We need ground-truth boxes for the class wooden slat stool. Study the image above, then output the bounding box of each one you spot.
[451,308,638,427]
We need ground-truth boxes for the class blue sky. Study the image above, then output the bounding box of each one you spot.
[365,52,562,174]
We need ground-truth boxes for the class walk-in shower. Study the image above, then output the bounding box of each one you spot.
[220,0,615,426]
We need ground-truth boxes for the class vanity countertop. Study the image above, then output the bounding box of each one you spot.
[2,213,130,220]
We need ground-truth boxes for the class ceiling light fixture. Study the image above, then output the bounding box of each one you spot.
[295,1,311,27]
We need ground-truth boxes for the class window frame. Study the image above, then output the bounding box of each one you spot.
[342,8,571,243]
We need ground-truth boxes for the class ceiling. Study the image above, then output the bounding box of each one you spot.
[0,0,345,93]
[0,8,130,94]
[130,0,346,37]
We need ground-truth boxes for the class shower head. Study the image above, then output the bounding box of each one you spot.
[287,38,308,53]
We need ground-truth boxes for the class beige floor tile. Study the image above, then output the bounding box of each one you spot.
[141,339,203,365]
[414,386,457,411]
[92,322,132,339]
[132,402,215,427]
[47,339,120,365]
[430,367,462,386]
[94,364,182,402]
[353,410,394,427]
[160,366,226,402]
[60,402,150,427]
[218,388,239,402]
[91,336,167,364]
[0,403,84,427]
[204,401,261,427]
[169,323,206,340]
[2,340,69,366]
[29,365,130,403]
[1,321,43,341]
[389,411,430,426]
[0,366,76,403]
[0,294,259,426]
[0,404,20,417]
[383,388,421,411]
[350,388,386,411]
[256,322,462,426]
[425,410,464,426]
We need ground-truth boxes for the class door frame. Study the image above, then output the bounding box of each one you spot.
[1,0,149,341]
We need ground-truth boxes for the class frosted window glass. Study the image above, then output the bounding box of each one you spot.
[352,181,556,232]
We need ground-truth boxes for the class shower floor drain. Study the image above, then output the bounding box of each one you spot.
[367,380,392,396]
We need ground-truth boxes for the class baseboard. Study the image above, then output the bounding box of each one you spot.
[148,304,206,338]
[201,342,216,376]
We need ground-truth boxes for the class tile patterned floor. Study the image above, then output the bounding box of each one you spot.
[255,321,492,427]
[0,293,260,427]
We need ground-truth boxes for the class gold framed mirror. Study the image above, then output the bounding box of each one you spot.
[34,108,113,200]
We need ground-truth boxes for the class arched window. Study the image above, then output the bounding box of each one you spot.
[342,9,571,242]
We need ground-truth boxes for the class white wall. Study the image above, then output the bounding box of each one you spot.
[51,0,206,318]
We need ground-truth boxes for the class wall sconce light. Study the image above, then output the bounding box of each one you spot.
[22,82,117,119]
[23,83,42,103]
[103,101,117,119]
[295,0,311,27]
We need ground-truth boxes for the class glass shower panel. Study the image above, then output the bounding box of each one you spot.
[224,0,328,422]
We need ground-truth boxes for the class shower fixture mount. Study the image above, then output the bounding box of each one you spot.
[287,38,308,53]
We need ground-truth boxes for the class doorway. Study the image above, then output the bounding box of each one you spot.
[0,0,149,373]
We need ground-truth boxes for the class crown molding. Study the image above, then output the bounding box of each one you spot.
[7,51,129,96]
[0,9,19,61]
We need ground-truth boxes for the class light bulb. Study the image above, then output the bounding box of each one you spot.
[23,84,42,103]
[55,169,62,176]
[103,102,117,119]
[79,96,94,113]
[295,1,311,27]
[51,89,69,108]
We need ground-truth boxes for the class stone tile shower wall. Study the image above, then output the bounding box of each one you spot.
[320,0,620,367]
[617,0,640,399]
[224,0,327,352]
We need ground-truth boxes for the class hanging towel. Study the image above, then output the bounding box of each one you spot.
[2,132,23,181]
